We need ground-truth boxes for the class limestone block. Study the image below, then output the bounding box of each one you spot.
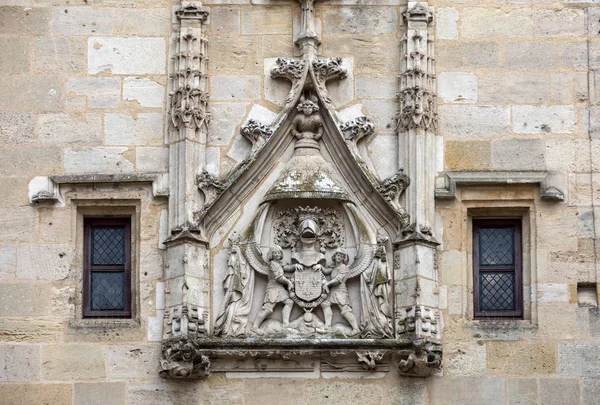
[589,308,600,337]
[262,35,293,59]
[590,40,600,67]
[42,344,106,380]
[205,147,221,177]
[327,58,354,108]
[436,8,458,40]
[305,381,382,405]
[439,105,509,138]
[512,106,576,134]
[136,147,168,172]
[38,113,102,145]
[127,382,201,405]
[387,378,425,405]
[547,140,593,173]
[323,7,398,35]
[209,36,261,75]
[88,37,166,74]
[445,140,491,171]
[429,378,505,405]
[242,6,292,35]
[52,6,112,35]
[324,37,399,75]
[0,317,62,342]
[64,146,134,174]
[0,147,62,178]
[487,341,556,375]
[140,245,163,282]
[551,72,588,104]
[356,75,397,99]
[211,7,241,35]
[506,379,537,405]
[562,41,588,69]
[147,314,163,342]
[246,104,278,126]
[0,246,16,279]
[33,37,86,74]
[107,344,161,379]
[445,341,487,376]
[363,99,397,132]
[0,344,41,382]
[539,378,581,405]
[479,72,547,104]
[0,383,72,405]
[226,133,251,163]
[438,72,477,103]
[537,283,569,303]
[37,207,71,244]
[367,135,398,179]
[0,75,63,112]
[560,343,600,377]
[0,283,51,316]
[461,8,533,38]
[535,8,585,37]
[0,6,50,36]
[440,250,467,285]
[0,38,29,74]
[17,245,74,281]
[583,378,600,405]
[503,41,559,69]
[113,8,170,36]
[590,7,600,38]
[74,383,126,405]
[123,77,165,108]
[0,207,38,243]
[492,139,545,170]
[437,41,500,70]
[0,112,34,144]
[264,58,292,107]
[427,378,464,404]
[67,77,120,109]
[105,113,164,146]
[208,102,249,146]
[211,75,261,101]
[538,303,580,340]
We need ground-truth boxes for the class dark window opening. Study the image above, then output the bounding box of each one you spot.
[473,218,522,318]
[83,218,132,318]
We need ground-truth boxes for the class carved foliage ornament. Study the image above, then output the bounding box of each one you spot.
[241,119,273,152]
[273,206,344,251]
[340,115,375,145]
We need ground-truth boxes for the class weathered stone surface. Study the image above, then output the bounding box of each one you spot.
[325,36,399,74]
[127,382,201,405]
[0,6,50,36]
[437,41,500,70]
[0,344,41,382]
[0,283,51,316]
[461,8,533,38]
[590,7,600,38]
[0,318,62,342]
[0,38,29,74]
[503,41,559,69]
[438,72,477,103]
[74,383,126,405]
[64,147,134,174]
[136,147,169,172]
[67,77,120,109]
[323,7,397,35]
[492,139,545,170]
[242,6,292,34]
[428,378,506,405]
[562,41,588,69]
[0,112,34,144]
[17,245,74,281]
[211,7,241,34]
[445,341,487,376]
[551,72,588,104]
[306,381,383,405]
[0,383,72,405]
[363,99,397,132]
[0,146,62,176]
[446,140,491,171]
[34,37,86,73]
[123,77,165,108]
[52,6,112,35]
[487,341,556,375]
[0,75,63,112]
[209,36,261,75]
[107,344,161,378]
[211,75,261,101]
[88,37,166,74]
[512,106,576,134]
[506,378,537,405]
[0,246,16,279]
[539,378,580,405]
[436,8,458,40]
[105,113,163,146]
[479,72,547,104]
[582,378,600,405]
[0,207,38,243]
[245,379,305,405]
[535,8,585,37]
[356,75,397,99]
[439,105,509,138]
[113,8,170,36]
[208,102,249,146]
[42,344,106,380]
[39,113,103,145]
[387,378,426,405]
[367,134,398,179]
[559,343,600,376]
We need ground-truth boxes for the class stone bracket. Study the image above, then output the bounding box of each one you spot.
[435,171,565,201]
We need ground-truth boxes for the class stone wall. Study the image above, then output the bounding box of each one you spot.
[0,0,599,404]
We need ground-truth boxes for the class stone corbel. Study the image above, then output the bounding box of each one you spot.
[397,340,442,377]
[29,176,60,204]
[160,337,211,379]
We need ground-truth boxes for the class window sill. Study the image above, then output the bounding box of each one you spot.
[463,319,538,341]
[68,318,141,330]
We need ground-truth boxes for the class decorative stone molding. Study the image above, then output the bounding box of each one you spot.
[271,57,308,107]
[312,57,347,105]
[196,169,226,205]
[240,119,274,152]
[340,115,375,146]
[435,171,565,201]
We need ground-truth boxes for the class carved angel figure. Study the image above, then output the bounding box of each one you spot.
[291,99,323,141]
[214,235,254,337]
[251,246,295,335]
[359,236,393,338]
[321,249,360,335]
